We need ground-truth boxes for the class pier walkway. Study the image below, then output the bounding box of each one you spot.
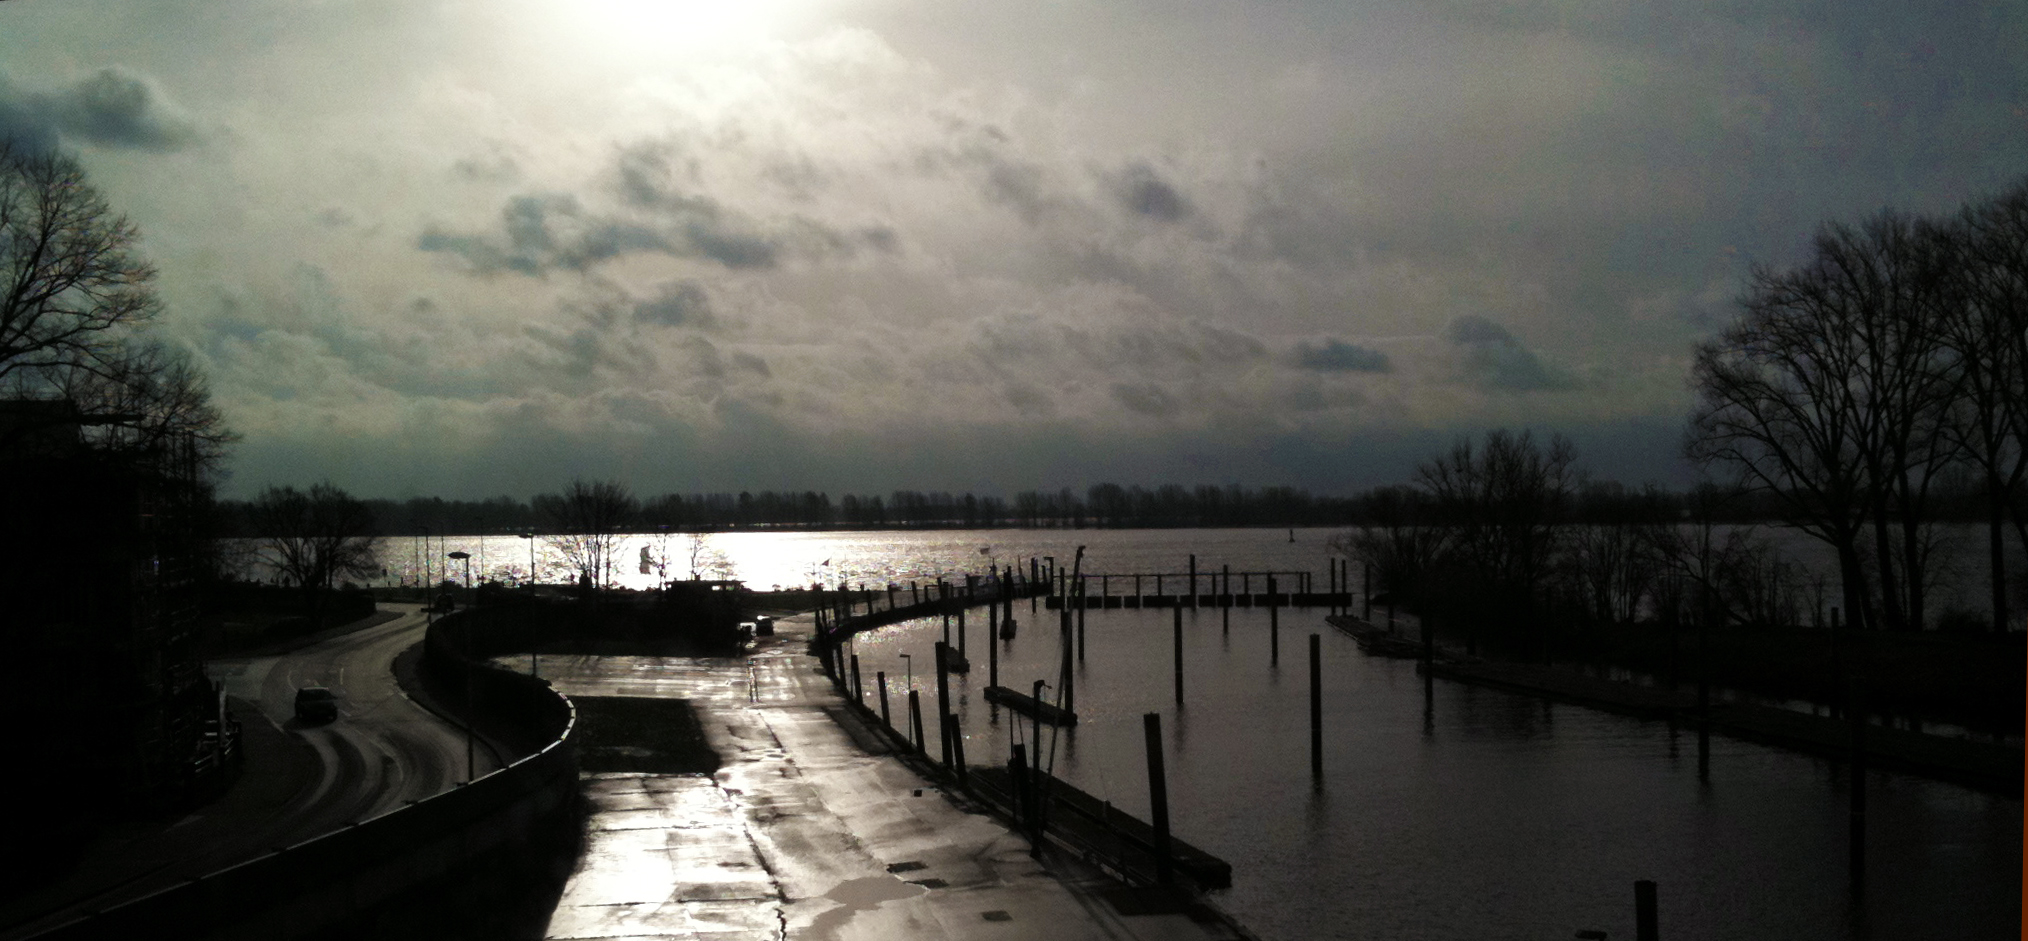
[536,615,1250,941]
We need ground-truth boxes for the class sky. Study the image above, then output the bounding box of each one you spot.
[3,0,2023,500]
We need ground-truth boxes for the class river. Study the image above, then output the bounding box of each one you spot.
[381,527,2021,940]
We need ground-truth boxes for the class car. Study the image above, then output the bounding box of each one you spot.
[294,686,338,723]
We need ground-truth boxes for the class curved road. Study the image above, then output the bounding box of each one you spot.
[1,604,492,939]
[244,604,498,823]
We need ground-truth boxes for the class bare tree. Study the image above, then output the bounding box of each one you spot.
[1414,429,1577,651]
[535,478,639,589]
[1940,182,2028,631]
[250,482,381,624]
[0,140,233,471]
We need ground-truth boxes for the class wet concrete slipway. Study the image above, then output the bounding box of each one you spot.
[534,613,1249,941]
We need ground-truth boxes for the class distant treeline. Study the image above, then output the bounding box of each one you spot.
[214,480,2008,537]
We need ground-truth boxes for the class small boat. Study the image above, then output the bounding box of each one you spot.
[999,617,1017,640]
[983,685,1076,725]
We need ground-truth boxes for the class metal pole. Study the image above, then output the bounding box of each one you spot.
[1173,605,1184,705]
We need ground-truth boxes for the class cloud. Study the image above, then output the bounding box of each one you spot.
[1445,315,1573,392]
[1109,381,1180,417]
[1291,338,1390,373]
[1112,162,1189,222]
[634,280,715,328]
[0,67,199,154]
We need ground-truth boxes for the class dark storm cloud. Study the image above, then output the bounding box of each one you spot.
[1446,315,1573,392]
[634,280,715,328]
[1112,162,1188,222]
[1109,381,1180,417]
[0,67,197,154]
[1291,338,1391,373]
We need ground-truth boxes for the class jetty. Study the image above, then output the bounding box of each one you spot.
[984,685,1078,725]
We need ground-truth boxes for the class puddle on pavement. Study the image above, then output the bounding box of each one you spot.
[800,874,930,938]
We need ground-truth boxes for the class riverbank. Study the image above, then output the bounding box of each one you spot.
[1329,614,2024,796]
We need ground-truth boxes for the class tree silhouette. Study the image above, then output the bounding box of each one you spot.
[534,478,639,590]
[0,139,233,469]
[251,482,381,625]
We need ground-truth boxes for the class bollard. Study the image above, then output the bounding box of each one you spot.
[1173,605,1185,705]
[1310,633,1323,778]
[1143,713,1173,884]
[1635,880,1658,941]
[909,690,926,756]
[878,672,890,729]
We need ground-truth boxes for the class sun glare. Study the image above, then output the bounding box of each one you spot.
[555,0,800,55]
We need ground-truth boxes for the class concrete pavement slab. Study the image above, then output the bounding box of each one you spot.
[539,617,1250,941]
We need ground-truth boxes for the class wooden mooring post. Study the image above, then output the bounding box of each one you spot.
[850,654,863,705]
[936,642,953,768]
[947,713,968,787]
[877,671,890,728]
[1173,605,1185,705]
[1309,633,1323,779]
[908,689,925,755]
[1635,879,1658,941]
[1188,554,1198,608]
[1143,713,1174,885]
[1269,576,1280,666]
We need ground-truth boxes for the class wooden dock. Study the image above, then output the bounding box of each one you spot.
[983,685,1077,725]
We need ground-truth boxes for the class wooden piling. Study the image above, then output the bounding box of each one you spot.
[959,605,968,657]
[878,671,890,728]
[908,689,925,755]
[1061,611,1075,715]
[947,713,968,787]
[989,605,1000,688]
[1143,713,1173,885]
[1188,554,1197,608]
[851,654,863,705]
[936,642,953,768]
[1010,742,1030,832]
[1173,605,1185,705]
[1309,633,1322,778]
[1635,880,1658,941]
[1269,576,1279,665]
